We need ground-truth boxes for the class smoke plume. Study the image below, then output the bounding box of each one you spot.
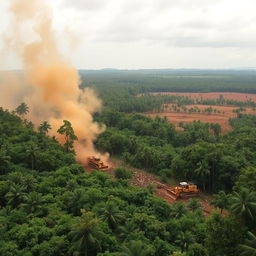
[0,0,108,164]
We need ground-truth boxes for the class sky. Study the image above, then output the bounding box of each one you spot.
[1,0,256,69]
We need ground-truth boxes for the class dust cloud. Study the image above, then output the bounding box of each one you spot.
[0,0,108,164]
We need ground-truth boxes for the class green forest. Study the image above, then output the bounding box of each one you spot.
[1,70,256,256]
[80,69,256,112]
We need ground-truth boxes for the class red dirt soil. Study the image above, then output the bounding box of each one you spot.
[150,92,256,101]
[145,104,256,133]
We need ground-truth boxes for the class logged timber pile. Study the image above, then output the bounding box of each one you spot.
[87,156,108,170]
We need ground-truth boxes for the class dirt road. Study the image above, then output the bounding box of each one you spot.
[87,159,214,215]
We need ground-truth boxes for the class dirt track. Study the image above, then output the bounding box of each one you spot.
[130,169,213,214]
[87,160,214,215]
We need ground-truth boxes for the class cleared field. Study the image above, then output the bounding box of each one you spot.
[145,104,256,133]
[150,92,256,101]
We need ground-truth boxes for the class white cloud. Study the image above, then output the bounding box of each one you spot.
[1,0,256,69]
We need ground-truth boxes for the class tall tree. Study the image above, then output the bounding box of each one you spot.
[120,240,153,256]
[5,184,26,208]
[206,213,245,256]
[0,148,11,175]
[211,191,229,214]
[23,175,37,193]
[194,160,210,192]
[175,231,195,253]
[21,192,44,214]
[117,222,139,242]
[39,121,51,134]
[57,120,78,152]
[26,142,39,170]
[98,201,123,229]
[171,203,187,219]
[230,189,256,222]
[15,102,29,118]
[187,198,202,213]
[70,210,102,256]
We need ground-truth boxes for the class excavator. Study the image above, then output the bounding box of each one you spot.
[87,156,108,170]
[169,182,199,199]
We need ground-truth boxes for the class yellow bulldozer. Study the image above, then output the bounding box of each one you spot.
[87,156,108,170]
[170,182,199,199]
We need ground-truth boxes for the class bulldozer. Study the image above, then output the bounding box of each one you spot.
[87,156,108,170]
[169,182,199,199]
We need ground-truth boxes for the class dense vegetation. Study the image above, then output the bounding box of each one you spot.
[229,113,256,129]
[80,69,256,112]
[95,109,256,193]
[1,106,249,256]
[1,69,256,255]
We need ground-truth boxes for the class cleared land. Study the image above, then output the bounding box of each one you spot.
[146,104,256,132]
[143,92,256,133]
[150,92,256,101]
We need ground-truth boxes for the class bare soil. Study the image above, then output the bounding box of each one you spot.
[149,92,256,101]
[145,104,256,133]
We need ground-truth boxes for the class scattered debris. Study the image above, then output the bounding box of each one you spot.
[86,159,215,215]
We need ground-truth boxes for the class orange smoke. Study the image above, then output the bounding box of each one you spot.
[0,0,108,164]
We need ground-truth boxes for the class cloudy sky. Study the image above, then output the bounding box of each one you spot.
[1,0,256,69]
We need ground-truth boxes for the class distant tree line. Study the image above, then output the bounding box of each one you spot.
[80,71,256,113]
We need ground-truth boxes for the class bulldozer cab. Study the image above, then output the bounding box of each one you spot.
[87,156,108,170]
[179,182,189,189]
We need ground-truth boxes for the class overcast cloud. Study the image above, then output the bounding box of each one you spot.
[1,0,256,69]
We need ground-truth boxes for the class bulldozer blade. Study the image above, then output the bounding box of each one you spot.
[180,192,199,198]
[167,193,178,201]
[98,165,108,169]
[166,189,178,200]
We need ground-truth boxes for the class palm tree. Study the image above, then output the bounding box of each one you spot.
[1,205,12,217]
[211,190,229,214]
[175,231,195,252]
[39,121,51,134]
[21,192,43,214]
[5,184,26,208]
[26,142,39,170]
[239,231,256,256]
[0,148,11,175]
[23,175,37,192]
[8,172,23,185]
[68,189,84,215]
[171,202,188,219]
[70,210,103,256]
[194,160,210,191]
[15,102,29,118]
[120,240,153,256]
[229,189,256,221]
[117,221,139,241]
[98,201,123,229]
[187,198,202,212]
